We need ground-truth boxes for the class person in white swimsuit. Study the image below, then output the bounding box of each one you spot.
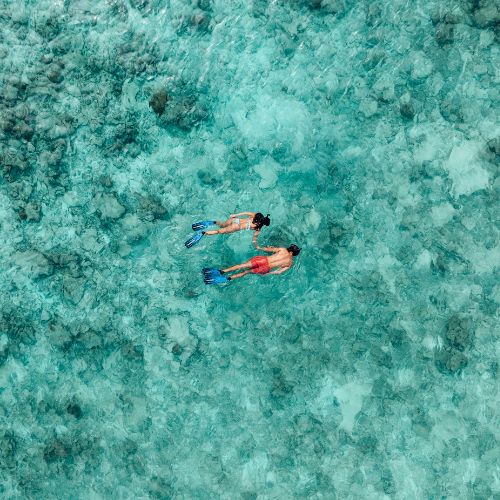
[203,212,270,236]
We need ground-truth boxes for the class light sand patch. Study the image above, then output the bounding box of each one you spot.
[444,142,490,197]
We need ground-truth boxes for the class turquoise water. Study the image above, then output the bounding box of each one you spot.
[0,0,499,497]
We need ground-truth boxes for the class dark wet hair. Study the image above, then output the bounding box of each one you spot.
[253,212,271,230]
[287,244,301,256]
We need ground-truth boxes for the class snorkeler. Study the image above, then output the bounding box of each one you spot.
[185,212,270,248]
[202,235,301,285]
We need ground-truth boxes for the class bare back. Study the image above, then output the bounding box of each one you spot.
[265,247,293,270]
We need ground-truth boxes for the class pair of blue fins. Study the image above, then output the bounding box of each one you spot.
[184,219,215,248]
[185,220,229,285]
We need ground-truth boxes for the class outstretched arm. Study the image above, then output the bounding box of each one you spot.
[269,266,290,275]
[230,212,255,218]
[252,230,260,250]
[252,231,279,253]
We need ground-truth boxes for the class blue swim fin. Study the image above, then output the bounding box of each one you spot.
[204,275,230,285]
[185,232,204,248]
[202,267,223,277]
[192,220,216,231]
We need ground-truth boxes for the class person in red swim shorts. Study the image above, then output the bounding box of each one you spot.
[249,255,271,275]
[202,231,301,284]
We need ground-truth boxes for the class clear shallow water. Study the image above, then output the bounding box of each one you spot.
[0,0,499,497]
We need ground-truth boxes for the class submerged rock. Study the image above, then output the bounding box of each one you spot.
[7,181,32,202]
[1,148,29,182]
[445,315,473,351]
[431,11,459,46]
[93,193,126,219]
[18,202,41,222]
[40,53,54,64]
[197,0,212,11]
[2,84,18,103]
[435,22,454,46]
[113,118,137,140]
[251,0,269,17]
[412,407,433,437]
[270,369,294,402]
[159,95,208,130]
[363,49,386,70]
[47,252,83,277]
[121,213,149,244]
[359,98,378,117]
[431,254,447,275]
[436,346,468,374]
[372,77,395,103]
[35,16,62,40]
[487,137,500,156]
[440,98,463,123]
[13,121,34,141]
[400,101,415,119]
[149,89,169,116]
[1,312,37,349]
[137,194,168,221]
[380,469,396,495]
[43,440,69,463]
[435,315,474,374]
[0,431,18,469]
[365,4,382,26]
[370,346,393,369]
[130,0,151,11]
[148,476,175,499]
[471,1,500,28]
[411,51,433,79]
[149,79,209,131]
[13,250,53,278]
[356,435,379,455]
[47,64,64,84]
[63,276,86,304]
[66,403,83,419]
[121,342,144,362]
[197,169,220,186]
[308,0,346,15]
[188,12,211,32]
[328,221,352,247]
[99,175,113,188]
[47,319,72,348]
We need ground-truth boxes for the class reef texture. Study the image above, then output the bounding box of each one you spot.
[0,0,498,498]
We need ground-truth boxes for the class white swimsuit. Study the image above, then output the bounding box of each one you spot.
[233,218,252,230]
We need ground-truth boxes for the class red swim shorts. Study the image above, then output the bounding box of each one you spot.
[250,256,270,275]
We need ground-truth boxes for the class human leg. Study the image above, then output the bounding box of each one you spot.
[222,261,252,274]
[227,270,251,280]
[216,218,236,228]
[205,224,240,236]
